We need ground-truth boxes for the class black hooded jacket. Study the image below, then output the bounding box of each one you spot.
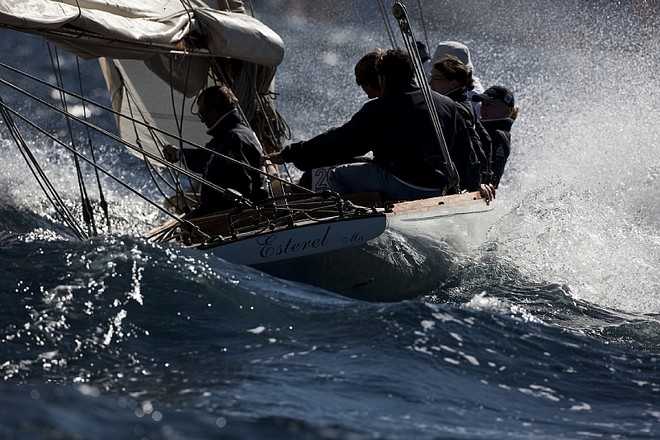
[446,86,492,188]
[182,110,267,216]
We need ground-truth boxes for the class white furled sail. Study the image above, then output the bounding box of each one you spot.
[0,1,284,65]
[0,1,195,62]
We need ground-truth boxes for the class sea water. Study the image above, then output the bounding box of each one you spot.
[0,0,659,439]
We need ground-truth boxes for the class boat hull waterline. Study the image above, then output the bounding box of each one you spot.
[198,214,388,266]
[187,192,494,301]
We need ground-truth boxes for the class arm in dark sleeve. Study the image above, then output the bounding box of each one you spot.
[490,131,511,188]
[452,117,482,191]
[281,127,359,170]
[280,106,375,171]
[476,119,493,184]
[181,147,211,174]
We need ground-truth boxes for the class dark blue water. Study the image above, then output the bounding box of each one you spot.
[1,1,660,439]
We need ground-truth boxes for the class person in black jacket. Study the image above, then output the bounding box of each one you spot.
[162,85,267,217]
[298,48,384,191]
[430,57,494,189]
[265,49,473,201]
[471,85,519,188]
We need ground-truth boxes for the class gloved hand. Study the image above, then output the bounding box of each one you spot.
[162,144,181,162]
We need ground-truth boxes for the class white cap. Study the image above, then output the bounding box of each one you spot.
[430,41,474,70]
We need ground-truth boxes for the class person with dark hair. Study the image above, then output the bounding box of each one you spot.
[471,85,519,188]
[298,49,385,190]
[162,85,267,217]
[264,48,473,201]
[430,56,493,192]
[355,48,385,99]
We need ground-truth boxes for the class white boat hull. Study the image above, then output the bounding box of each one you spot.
[250,192,494,301]
[200,215,388,265]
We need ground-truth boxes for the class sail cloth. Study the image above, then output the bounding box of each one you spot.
[0,0,284,67]
[0,0,287,159]
[195,9,284,68]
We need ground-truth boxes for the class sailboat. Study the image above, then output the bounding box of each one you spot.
[0,0,494,301]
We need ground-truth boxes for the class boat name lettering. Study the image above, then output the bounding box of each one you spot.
[257,226,331,259]
[342,232,365,243]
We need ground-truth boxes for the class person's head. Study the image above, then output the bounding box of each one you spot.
[430,41,474,71]
[196,85,239,127]
[429,56,474,95]
[355,48,384,99]
[375,48,415,93]
[471,85,518,120]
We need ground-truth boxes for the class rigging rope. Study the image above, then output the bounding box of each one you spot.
[75,56,111,232]
[0,99,204,232]
[48,44,98,236]
[414,0,430,48]
[0,96,87,240]
[376,0,398,48]
[168,54,201,212]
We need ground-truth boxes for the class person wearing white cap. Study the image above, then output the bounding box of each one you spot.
[430,56,493,193]
[428,41,485,114]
